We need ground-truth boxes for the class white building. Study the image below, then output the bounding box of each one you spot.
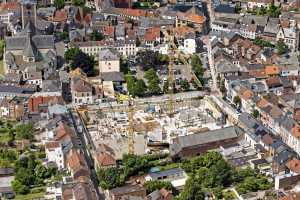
[183,37,196,54]
[72,39,137,60]
[145,168,188,189]
[98,48,120,73]
[45,141,65,169]
[276,27,299,52]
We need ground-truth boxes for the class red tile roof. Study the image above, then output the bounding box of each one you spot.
[144,27,160,42]
[67,149,88,173]
[45,141,60,149]
[53,9,68,22]
[286,158,300,174]
[0,2,19,11]
[55,122,76,142]
[96,152,116,167]
[116,8,147,17]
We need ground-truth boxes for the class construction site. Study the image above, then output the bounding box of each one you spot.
[74,28,233,159]
[77,95,228,159]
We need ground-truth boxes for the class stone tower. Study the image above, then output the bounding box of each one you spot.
[21,0,37,29]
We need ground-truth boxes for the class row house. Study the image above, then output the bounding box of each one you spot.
[276,27,299,52]
[71,76,93,106]
[71,38,137,59]
[0,97,25,120]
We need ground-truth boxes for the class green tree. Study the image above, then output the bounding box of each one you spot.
[178,177,205,200]
[15,123,34,140]
[267,3,281,17]
[59,31,68,41]
[97,167,124,189]
[90,30,104,41]
[144,69,161,95]
[125,74,147,97]
[72,0,85,7]
[191,54,204,84]
[12,180,30,195]
[54,0,65,9]
[0,40,4,60]
[180,79,190,91]
[276,40,288,55]
[64,47,96,75]
[144,180,173,194]
[233,96,241,108]
[135,79,147,97]
[120,58,130,74]
[252,109,259,118]
[64,47,81,62]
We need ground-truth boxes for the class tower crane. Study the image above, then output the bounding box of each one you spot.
[127,97,135,154]
[168,40,175,116]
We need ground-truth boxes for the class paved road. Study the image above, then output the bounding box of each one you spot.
[68,109,104,200]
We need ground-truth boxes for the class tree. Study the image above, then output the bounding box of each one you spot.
[64,47,96,75]
[54,0,65,9]
[64,47,81,62]
[71,51,96,75]
[120,58,130,74]
[144,180,173,194]
[267,3,281,17]
[178,177,205,200]
[191,54,204,84]
[125,74,147,97]
[72,0,85,7]
[59,31,68,41]
[233,96,241,108]
[97,167,125,189]
[12,180,30,194]
[15,123,34,140]
[144,69,161,95]
[180,79,190,91]
[252,109,259,118]
[0,40,4,60]
[135,79,147,97]
[276,40,288,55]
[90,30,104,41]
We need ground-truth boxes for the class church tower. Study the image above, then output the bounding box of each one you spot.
[21,0,37,29]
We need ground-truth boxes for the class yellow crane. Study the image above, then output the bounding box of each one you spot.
[168,39,175,116]
[163,29,202,89]
[127,97,135,154]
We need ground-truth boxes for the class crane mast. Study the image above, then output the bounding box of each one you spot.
[127,97,135,154]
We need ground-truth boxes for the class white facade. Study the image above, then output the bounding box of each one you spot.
[247,2,269,9]
[0,11,14,24]
[77,41,137,59]
[99,60,120,73]
[0,106,9,117]
[45,143,65,169]
[28,78,42,88]
[72,92,93,105]
[183,38,196,54]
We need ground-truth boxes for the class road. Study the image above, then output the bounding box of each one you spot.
[68,109,104,200]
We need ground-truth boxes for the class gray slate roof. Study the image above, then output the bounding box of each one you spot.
[6,35,54,50]
[99,48,120,61]
[170,126,243,155]
[101,72,124,82]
